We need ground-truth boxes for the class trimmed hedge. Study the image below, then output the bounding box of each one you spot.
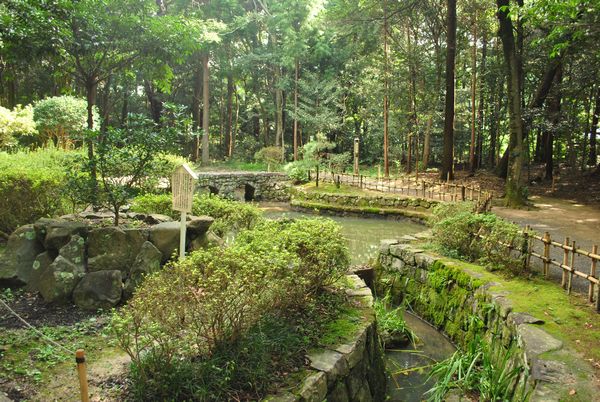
[0,149,78,234]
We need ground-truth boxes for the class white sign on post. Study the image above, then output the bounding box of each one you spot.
[172,164,198,261]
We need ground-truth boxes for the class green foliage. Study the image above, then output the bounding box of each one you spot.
[254,146,283,169]
[431,209,526,274]
[328,151,351,173]
[111,218,350,400]
[33,96,97,148]
[374,293,417,347]
[0,105,37,148]
[130,193,264,237]
[426,336,523,402]
[0,149,80,234]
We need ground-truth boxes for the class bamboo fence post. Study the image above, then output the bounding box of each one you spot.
[562,237,570,289]
[461,185,466,201]
[568,241,576,295]
[543,232,551,276]
[590,245,598,303]
[523,225,532,271]
[76,349,90,402]
[422,181,426,198]
[453,184,458,201]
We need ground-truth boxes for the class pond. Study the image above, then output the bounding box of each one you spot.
[259,203,424,265]
[260,203,456,401]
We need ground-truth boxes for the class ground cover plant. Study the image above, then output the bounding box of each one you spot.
[111,217,351,401]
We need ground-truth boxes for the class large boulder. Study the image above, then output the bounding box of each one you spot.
[34,219,88,253]
[0,225,45,286]
[123,241,163,298]
[87,227,147,275]
[149,222,181,262]
[27,252,55,292]
[38,235,86,303]
[73,270,123,310]
[186,216,214,238]
[189,231,224,252]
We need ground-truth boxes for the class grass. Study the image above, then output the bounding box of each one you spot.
[318,306,363,347]
[290,199,431,220]
[198,160,279,172]
[418,242,600,364]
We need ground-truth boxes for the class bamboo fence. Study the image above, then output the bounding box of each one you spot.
[477,226,600,312]
[312,170,494,212]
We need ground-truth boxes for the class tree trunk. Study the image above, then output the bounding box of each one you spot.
[226,73,234,158]
[441,0,456,181]
[85,77,99,208]
[192,55,202,161]
[469,12,477,172]
[589,87,600,167]
[144,80,162,124]
[422,116,432,169]
[383,0,390,177]
[497,0,526,206]
[544,66,562,180]
[293,59,299,161]
[201,53,210,164]
[476,32,487,170]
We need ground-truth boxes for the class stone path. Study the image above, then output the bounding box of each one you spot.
[494,195,600,293]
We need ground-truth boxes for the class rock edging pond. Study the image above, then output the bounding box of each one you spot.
[264,274,387,402]
[377,236,598,401]
[290,187,438,221]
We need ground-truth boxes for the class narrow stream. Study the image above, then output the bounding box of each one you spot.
[260,203,456,401]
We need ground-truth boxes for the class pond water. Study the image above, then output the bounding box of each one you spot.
[259,203,424,265]
[260,203,456,401]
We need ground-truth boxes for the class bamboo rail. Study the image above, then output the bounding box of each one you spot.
[313,170,494,212]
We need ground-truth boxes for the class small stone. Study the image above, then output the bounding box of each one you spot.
[39,220,88,252]
[507,312,544,326]
[335,326,368,369]
[262,392,299,402]
[389,243,411,259]
[379,239,399,254]
[308,350,349,387]
[518,324,563,360]
[346,287,372,297]
[298,371,327,402]
[186,216,214,237]
[144,214,173,225]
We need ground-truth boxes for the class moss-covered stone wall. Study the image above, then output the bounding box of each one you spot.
[291,187,438,221]
[264,274,387,402]
[376,238,598,402]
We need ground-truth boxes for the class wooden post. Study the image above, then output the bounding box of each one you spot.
[422,181,426,198]
[590,245,598,303]
[360,175,363,189]
[461,185,466,201]
[470,186,474,200]
[568,241,576,295]
[543,232,551,276]
[523,225,532,272]
[562,237,570,289]
[446,171,450,183]
[76,349,90,402]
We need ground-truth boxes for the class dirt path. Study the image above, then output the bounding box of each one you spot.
[493,196,600,293]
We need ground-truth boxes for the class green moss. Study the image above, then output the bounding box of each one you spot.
[290,199,430,220]
[318,307,363,346]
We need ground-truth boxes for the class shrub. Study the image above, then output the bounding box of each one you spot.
[432,209,526,274]
[111,218,350,400]
[33,96,98,148]
[130,193,264,237]
[0,105,37,149]
[254,146,283,170]
[0,149,80,234]
[284,160,311,183]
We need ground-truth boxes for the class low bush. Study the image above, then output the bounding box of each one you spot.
[431,208,526,274]
[0,149,80,234]
[254,146,282,171]
[111,218,350,401]
[130,193,264,237]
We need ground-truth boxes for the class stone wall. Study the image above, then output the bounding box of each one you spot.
[377,236,597,401]
[265,275,387,402]
[196,172,291,202]
[0,214,217,309]
[291,188,438,221]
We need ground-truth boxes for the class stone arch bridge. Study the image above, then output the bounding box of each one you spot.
[195,171,291,202]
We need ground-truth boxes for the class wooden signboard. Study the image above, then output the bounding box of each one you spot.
[172,164,198,260]
[172,164,198,212]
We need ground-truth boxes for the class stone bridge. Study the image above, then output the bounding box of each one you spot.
[195,171,291,202]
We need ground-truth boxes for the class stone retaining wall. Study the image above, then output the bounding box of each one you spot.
[265,275,387,402]
[377,235,597,401]
[291,188,438,220]
[196,172,291,201]
[0,214,218,309]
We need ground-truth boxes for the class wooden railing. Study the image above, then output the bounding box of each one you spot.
[479,226,600,312]
[312,170,494,211]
